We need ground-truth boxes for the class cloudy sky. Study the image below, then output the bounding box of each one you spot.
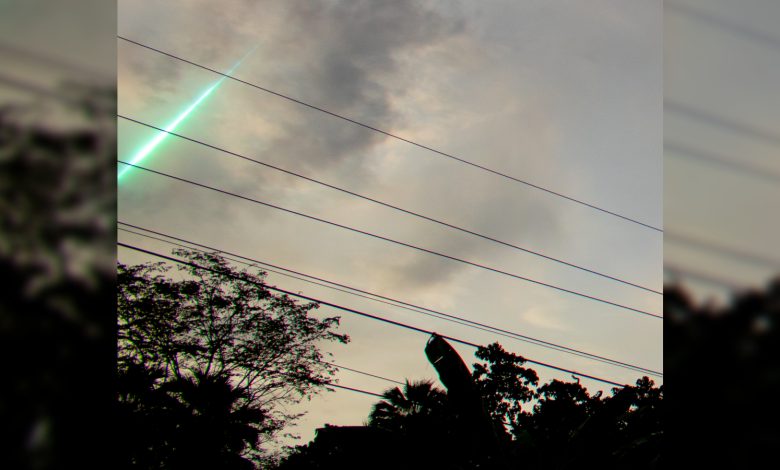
[117,0,662,446]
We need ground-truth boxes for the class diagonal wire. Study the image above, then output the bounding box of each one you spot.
[118,222,662,377]
[117,160,663,319]
[118,241,637,388]
[119,114,662,295]
[117,35,663,233]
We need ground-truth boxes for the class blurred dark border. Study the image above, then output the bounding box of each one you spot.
[0,1,116,468]
[664,0,780,465]
[2,1,778,467]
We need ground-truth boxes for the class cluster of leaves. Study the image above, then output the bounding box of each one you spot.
[117,250,349,469]
[367,379,449,433]
[474,343,662,469]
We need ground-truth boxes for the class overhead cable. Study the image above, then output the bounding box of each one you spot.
[118,222,663,377]
[117,241,633,388]
[117,35,663,233]
[120,114,662,295]
[117,161,663,320]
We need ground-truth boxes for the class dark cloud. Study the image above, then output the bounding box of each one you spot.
[116,1,469,237]
[123,1,463,176]
[255,0,463,174]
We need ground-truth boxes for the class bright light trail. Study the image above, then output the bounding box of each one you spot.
[118,45,258,181]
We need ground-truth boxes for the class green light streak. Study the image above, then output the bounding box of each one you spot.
[119,46,257,181]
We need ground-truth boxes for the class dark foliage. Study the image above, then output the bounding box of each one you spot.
[117,251,349,468]
[277,337,662,470]
[472,343,662,470]
[367,379,449,433]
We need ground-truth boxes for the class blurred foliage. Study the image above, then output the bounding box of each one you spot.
[665,280,780,467]
[0,84,115,469]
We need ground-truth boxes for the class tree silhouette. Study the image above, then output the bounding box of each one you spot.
[471,342,662,469]
[276,334,663,470]
[509,378,603,464]
[117,249,349,468]
[367,379,448,433]
[472,342,539,429]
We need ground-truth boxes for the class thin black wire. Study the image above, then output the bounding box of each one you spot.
[327,383,385,398]
[119,226,543,352]
[117,160,663,320]
[117,241,632,389]
[272,369,386,398]
[665,100,780,147]
[119,114,662,295]
[119,226,660,377]
[118,223,663,377]
[666,2,780,52]
[0,41,111,80]
[117,35,663,233]
[665,230,780,271]
[319,360,405,386]
[0,73,77,104]
[663,264,745,292]
[665,140,780,185]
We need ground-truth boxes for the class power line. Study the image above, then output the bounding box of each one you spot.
[118,241,634,389]
[119,225,660,377]
[665,230,780,271]
[663,264,746,292]
[665,100,780,147]
[0,41,112,81]
[319,360,405,386]
[272,369,386,399]
[119,225,662,377]
[327,383,385,398]
[119,115,662,295]
[0,73,76,104]
[666,2,780,52]
[118,222,662,377]
[117,160,662,320]
[117,35,663,233]
[119,226,557,353]
[665,140,780,185]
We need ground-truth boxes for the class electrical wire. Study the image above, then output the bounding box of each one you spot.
[319,360,405,386]
[663,264,746,291]
[117,160,663,319]
[118,222,662,377]
[119,114,662,295]
[271,369,386,399]
[0,73,76,104]
[117,241,634,388]
[665,140,780,185]
[666,100,780,147]
[666,2,780,52]
[665,230,780,271]
[326,383,385,398]
[117,35,663,233]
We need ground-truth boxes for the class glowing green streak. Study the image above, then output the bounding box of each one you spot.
[118,79,224,179]
[119,46,257,181]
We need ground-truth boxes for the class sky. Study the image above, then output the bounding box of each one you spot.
[117,0,662,446]
[0,0,114,128]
